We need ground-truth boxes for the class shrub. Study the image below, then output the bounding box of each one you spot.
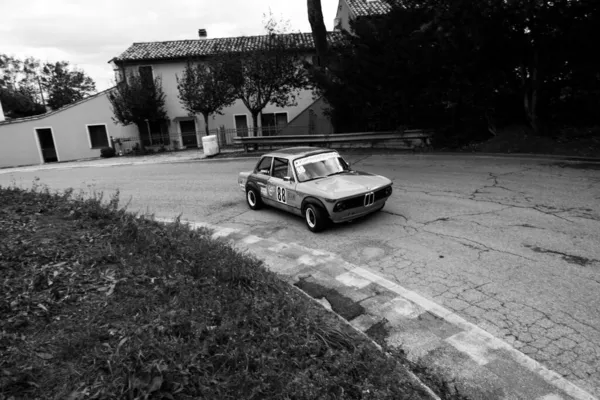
[100,147,116,158]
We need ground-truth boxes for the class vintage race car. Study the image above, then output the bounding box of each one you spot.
[238,147,393,232]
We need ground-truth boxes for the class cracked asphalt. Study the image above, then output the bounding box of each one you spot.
[1,153,599,397]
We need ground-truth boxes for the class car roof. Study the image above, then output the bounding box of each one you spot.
[264,147,338,159]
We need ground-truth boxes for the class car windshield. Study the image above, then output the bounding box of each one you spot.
[294,152,349,182]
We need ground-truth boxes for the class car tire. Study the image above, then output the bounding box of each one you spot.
[246,187,262,210]
[304,204,327,233]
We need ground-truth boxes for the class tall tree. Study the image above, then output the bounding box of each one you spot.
[0,54,46,118]
[307,0,330,67]
[220,15,310,135]
[41,61,96,110]
[176,58,238,136]
[107,71,169,144]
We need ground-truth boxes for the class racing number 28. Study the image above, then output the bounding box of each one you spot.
[277,187,287,204]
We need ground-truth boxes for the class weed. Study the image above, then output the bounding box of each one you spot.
[0,185,434,399]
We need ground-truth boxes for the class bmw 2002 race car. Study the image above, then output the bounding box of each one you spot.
[238,147,393,232]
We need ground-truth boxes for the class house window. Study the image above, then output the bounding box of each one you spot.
[261,112,288,136]
[114,68,124,83]
[138,66,153,83]
[87,124,109,149]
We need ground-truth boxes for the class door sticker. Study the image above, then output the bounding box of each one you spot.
[276,186,287,204]
[260,187,268,196]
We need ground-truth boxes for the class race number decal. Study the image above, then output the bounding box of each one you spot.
[276,186,287,204]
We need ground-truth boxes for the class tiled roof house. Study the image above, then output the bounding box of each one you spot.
[333,0,394,32]
[108,31,342,143]
[110,32,343,63]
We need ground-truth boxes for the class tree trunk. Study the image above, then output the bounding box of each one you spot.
[250,111,260,137]
[522,52,540,135]
[202,112,210,136]
[307,0,329,67]
[135,122,146,151]
[529,50,539,135]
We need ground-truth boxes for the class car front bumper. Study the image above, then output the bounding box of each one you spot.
[329,198,386,223]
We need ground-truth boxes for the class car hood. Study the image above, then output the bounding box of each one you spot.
[300,171,392,199]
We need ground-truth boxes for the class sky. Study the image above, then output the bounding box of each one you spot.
[1,0,339,91]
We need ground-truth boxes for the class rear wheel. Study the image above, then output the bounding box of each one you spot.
[304,204,327,233]
[246,187,262,210]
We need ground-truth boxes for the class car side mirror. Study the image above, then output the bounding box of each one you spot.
[283,176,294,183]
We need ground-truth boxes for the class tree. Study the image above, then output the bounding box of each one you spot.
[0,88,46,119]
[220,15,310,135]
[107,71,169,144]
[0,54,46,118]
[307,0,330,67]
[176,58,238,136]
[40,61,96,110]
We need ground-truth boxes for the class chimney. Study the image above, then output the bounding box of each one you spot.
[0,99,5,122]
[198,29,207,39]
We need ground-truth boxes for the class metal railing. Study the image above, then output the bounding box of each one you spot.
[232,129,435,152]
[109,127,435,156]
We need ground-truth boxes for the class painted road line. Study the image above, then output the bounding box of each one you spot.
[349,266,597,400]
[155,217,598,400]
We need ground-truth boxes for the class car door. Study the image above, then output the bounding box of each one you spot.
[249,156,273,202]
[266,157,301,214]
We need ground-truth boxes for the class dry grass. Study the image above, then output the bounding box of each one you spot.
[0,183,433,400]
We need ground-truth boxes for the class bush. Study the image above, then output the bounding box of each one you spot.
[100,147,116,158]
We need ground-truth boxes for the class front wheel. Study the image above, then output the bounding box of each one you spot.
[246,187,262,210]
[304,204,327,233]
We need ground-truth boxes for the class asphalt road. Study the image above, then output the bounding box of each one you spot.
[2,153,599,397]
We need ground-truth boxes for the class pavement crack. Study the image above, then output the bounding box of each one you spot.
[382,210,408,222]
[424,229,537,262]
[350,155,372,166]
[423,206,512,226]
[216,209,252,223]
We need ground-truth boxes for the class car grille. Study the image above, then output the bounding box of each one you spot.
[374,187,390,201]
[334,185,392,212]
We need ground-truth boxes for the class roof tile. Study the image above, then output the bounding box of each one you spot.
[346,0,393,17]
[111,32,343,63]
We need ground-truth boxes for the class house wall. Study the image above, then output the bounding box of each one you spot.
[335,0,353,32]
[0,125,41,168]
[279,96,334,135]
[122,56,320,135]
[0,91,139,168]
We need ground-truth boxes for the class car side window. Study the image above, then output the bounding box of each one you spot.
[272,158,290,180]
[255,157,273,176]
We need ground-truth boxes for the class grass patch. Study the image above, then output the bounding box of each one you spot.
[0,183,434,399]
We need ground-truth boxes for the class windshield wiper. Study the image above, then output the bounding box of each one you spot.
[302,176,327,183]
[327,171,348,177]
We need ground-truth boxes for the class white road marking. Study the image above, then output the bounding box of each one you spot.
[349,266,597,400]
[336,271,372,288]
[155,217,598,400]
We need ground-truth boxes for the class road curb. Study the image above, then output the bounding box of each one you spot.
[3,149,598,174]
[155,217,599,400]
[422,152,600,163]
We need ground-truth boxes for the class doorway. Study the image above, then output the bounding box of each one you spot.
[35,128,58,163]
[179,120,198,148]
